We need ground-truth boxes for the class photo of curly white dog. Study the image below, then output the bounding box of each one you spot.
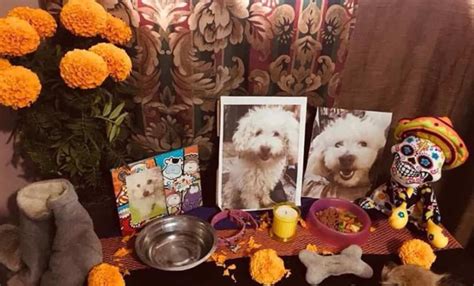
[126,167,167,224]
[218,96,307,210]
[303,108,392,201]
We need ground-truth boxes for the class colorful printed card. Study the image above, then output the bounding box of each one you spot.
[111,145,202,235]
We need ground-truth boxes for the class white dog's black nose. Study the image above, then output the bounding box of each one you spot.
[339,154,355,167]
[260,146,271,155]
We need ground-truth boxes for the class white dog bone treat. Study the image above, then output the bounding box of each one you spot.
[298,245,373,285]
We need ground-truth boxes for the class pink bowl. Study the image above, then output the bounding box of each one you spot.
[306,198,371,249]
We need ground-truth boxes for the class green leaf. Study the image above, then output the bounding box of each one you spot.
[109,125,118,142]
[114,112,128,126]
[102,101,112,116]
[109,102,125,120]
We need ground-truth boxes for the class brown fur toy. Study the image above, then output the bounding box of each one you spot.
[381,262,463,286]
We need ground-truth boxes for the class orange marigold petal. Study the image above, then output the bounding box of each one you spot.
[113,247,132,258]
[305,243,319,253]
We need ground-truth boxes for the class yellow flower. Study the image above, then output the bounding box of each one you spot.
[0,66,41,109]
[60,49,109,89]
[250,249,286,285]
[0,17,40,57]
[399,239,436,269]
[0,58,11,70]
[100,14,132,45]
[88,263,125,286]
[60,0,107,37]
[7,7,57,38]
[89,43,132,81]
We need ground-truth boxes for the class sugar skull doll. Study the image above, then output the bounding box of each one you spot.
[359,117,468,248]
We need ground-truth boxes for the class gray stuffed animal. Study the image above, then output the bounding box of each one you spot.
[299,245,373,285]
[0,179,102,286]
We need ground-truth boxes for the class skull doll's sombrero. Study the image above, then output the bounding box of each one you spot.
[394,117,469,170]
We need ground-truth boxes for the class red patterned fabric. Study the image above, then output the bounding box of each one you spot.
[101,216,461,271]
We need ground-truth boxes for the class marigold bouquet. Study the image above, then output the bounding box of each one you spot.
[2,1,141,199]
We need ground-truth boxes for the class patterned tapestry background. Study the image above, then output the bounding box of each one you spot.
[41,0,358,171]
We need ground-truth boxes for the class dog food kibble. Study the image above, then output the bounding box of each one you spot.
[315,207,363,233]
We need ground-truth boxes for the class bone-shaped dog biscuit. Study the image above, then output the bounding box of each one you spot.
[299,245,374,285]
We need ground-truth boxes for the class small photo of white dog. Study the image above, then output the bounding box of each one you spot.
[303,108,392,201]
[126,167,167,224]
[219,97,307,210]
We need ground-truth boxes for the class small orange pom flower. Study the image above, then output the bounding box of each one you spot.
[250,249,287,285]
[88,263,125,286]
[399,239,436,269]
[0,17,40,57]
[7,7,57,38]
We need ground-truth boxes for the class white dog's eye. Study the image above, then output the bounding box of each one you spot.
[273,131,280,137]
[137,184,141,188]
[359,141,368,147]
[147,179,152,185]
[256,129,262,136]
[335,141,343,148]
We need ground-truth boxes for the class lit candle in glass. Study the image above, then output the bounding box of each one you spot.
[271,203,300,242]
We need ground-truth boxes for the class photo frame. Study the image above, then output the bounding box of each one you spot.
[111,145,202,235]
[217,96,307,211]
[303,107,393,201]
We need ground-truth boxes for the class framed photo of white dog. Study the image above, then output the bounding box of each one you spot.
[303,108,393,202]
[217,96,307,211]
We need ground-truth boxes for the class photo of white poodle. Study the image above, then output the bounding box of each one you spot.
[126,167,167,224]
[303,108,392,201]
[218,97,307,210]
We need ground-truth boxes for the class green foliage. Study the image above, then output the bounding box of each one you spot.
[12,40,141,199]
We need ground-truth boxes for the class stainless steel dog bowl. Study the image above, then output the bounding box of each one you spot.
[135,215,217,271]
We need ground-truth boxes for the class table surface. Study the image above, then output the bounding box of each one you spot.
[91,199,474,285]
[124,249,474,285]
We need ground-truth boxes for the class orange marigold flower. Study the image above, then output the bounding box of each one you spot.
[250,249,286,285]
[100,14,132,45]
[0,17,40,57]
[7,7,57,38]
[399,239,436,269]
[0,66,41,109]
[88,263,125,286]
[60,0,107,37]
[89,43,132,81]
[60,49,109,89]
[0,58,11,70]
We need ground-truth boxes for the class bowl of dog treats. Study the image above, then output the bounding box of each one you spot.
[306,198,371,249]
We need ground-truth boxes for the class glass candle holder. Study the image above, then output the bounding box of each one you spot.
[270,202,300,242]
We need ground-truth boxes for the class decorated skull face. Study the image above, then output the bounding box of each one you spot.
[390,136,445,187]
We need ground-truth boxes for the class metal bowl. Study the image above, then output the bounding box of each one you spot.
[135,215,217,271]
